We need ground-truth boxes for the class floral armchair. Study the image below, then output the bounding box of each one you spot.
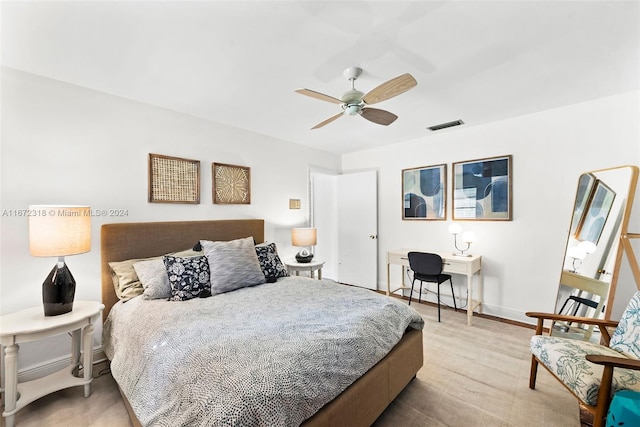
[527,291,640,427]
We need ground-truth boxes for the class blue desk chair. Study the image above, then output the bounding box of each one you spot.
[407,252,457,322]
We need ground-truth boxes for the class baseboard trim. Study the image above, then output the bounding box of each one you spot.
[378,290,537,329]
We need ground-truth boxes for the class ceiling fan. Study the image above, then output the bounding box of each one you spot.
[295,67,417,129]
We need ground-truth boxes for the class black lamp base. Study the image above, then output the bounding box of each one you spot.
[43,260,76,316]
[295,252,314,263]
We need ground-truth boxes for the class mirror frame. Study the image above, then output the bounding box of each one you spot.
[556,165,639,323]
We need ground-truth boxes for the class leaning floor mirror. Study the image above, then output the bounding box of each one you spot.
[552,165,639,341]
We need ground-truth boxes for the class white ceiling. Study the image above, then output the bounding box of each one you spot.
[2,1,639,154]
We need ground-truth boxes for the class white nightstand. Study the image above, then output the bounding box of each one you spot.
[284,259,325,280]
[0,301,104,427]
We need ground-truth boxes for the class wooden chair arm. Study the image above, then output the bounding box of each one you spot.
[586,354,640,370]
[526,312,618,343]
[526,312,619,328]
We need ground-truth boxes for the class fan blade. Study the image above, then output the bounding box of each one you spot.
[311,112,344,129]
[295,88,343,105]
[360,108,398,126]
[362,73,417,105]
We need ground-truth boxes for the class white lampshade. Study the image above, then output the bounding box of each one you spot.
[448,222,462,235]
[567,245,587,260]
[29,205,91,257]
[291,227,317,247]
[462,231,476,244]
[578,241,597,255]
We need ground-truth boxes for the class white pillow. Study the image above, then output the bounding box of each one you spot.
[133,248,202,300]
[201,237,266,295]
[134,259,170,300]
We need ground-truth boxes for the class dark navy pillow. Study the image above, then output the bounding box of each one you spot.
[163,255,211,301]
[255,243,289,280]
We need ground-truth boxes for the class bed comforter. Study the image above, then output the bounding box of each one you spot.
[103,277,424,426]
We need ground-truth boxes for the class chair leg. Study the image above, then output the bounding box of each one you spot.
[593,365,614,427]
[449,278,457,311]
[418,280,422,304]
[437,283,441,322]
[529,356,539,389]
[408,278,415,305]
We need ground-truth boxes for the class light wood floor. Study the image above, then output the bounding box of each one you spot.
[2,300,584,427]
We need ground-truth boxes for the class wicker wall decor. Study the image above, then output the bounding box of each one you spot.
[148,153,200,204]
[213,162,251,204]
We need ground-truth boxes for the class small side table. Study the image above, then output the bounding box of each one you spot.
[285,259,325,280]
[0,300,104,427]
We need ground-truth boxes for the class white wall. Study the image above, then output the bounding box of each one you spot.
[0,68,341,369]
[342,90,640,324]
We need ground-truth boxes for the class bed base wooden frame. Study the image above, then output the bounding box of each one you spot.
[101,219,423,427]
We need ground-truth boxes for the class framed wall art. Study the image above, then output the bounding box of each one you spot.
[576,180,616,244]
[212,162,251,204]
[452,155,512,221]
[148,153,200,204]
[402,164,446,220]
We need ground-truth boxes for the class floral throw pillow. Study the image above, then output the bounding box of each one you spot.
[163,255,211,301]
[255,242,289,280]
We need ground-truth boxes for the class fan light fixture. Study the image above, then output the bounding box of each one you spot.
[345,104,361,115]
[295,66,416,129]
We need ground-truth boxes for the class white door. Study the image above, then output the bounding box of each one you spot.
[336,170,378,289]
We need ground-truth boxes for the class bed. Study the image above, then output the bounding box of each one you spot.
[101,219,424,426]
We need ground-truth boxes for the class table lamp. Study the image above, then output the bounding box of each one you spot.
[28,205,91,316]
[448,222,476,257]
[291,227,317,263]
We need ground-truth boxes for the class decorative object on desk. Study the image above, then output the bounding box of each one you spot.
[148,153,200,204]
[452,155,512,220]
[448,222,476,257]
[566,241,597,273]
[291,227,317,263]
[213,162,251,204]
[402,163,446,220]
[576,180,616,244]
[28,205,91,316]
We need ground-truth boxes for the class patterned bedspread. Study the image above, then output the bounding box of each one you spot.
[103,277,424,427]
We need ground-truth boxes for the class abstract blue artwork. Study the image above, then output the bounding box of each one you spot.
[453,155,512,220]
[402,164,446,220]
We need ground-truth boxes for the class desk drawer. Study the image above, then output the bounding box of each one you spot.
[443,260,469,275]
[387,253,410,266]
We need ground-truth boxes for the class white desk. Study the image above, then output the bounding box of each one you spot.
[386,249,483,325]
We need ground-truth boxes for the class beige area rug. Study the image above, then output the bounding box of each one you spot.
[3,300,582,427]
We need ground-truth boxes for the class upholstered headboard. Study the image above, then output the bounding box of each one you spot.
[100,219,265,321]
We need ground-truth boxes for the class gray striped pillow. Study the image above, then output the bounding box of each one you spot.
[201,237,266,295]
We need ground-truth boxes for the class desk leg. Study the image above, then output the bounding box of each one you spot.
[478,270,484,314]
[310,269,315,279]
[467,273,473,326]
[318,268,322,280]
[83,323,95,397]
[3,344,18,427]
[386,262,391,295]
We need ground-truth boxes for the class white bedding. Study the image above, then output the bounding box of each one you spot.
[103,277,424,427]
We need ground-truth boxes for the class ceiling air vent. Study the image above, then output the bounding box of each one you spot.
[427,119,465,131]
